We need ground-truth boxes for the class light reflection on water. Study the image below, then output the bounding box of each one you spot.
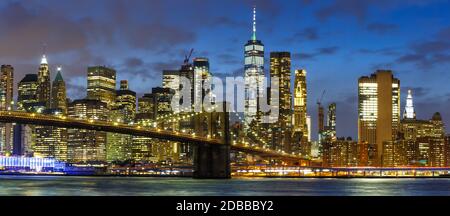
[0,175,449,196]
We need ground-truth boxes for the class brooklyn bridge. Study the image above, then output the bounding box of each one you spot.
[0,108,310,179]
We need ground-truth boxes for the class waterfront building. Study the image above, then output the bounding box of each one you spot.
[106,80,136,163]
[244,6,265,128]
[87,66,116,108]
[322,137,358,167]
[12,124,33,156]
[428,112,445,167]
[0,65,14,155]
[34,109,68,161]
[152,87,179,162]
[445,135,450,166]
[132,93,155,162]
[67,99,108,163]
[358,70,400,166]
[14,74,40,156]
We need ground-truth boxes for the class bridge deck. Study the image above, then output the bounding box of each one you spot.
[0,111,307,161]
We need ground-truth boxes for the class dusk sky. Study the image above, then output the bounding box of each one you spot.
[1,0,450,139]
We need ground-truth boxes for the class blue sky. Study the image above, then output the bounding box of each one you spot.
[1,0,450,139]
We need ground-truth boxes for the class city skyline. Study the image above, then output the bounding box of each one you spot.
[1,0,450,140]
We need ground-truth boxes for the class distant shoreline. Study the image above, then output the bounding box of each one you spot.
[1,173,450,179]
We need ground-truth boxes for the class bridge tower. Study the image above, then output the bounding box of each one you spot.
[193,102,231,179]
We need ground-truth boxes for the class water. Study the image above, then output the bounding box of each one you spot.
[0,175,450,196]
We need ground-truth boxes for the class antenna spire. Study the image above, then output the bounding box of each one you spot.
[41,43,48,65]
[252,6,257,41]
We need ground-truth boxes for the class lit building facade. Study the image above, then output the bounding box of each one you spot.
[322,137,358,167]
[17,74,39,112]
[358,70,400,166]
[269,52,292,152]
[87,66,116,108]
[193,58,212,111]
[34,109,68,161]
[106,80,136,162]
[132,93,155,162]
[115,80,136,123]
[51,67,67,114]
[37,55,51,108]
[403,89,416,119]
[0,65,14,155]
[244,7,265,128]
[293,69,308,136]
[67,99,108,163]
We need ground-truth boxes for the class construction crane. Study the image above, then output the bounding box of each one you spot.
[183,48,194,65]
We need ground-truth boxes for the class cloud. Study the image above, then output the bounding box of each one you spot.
[124,57,144,68]
[286,27,320,43]
[313,0,442,22]
[367,23,398,34]
[216,54,240,65]
[395,27,450,68]
[0,2,88,59]
[358,47,399,56]
[293,46,340,61]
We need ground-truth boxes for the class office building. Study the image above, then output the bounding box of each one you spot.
[37,55,51,108]
[0,65,14,155]
[67,99,108,162]
[358,70,400,166]
[87,66,116,107]
[244,6,265,128]
[51,67,67,114]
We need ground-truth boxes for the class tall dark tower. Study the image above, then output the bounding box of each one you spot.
[51,67,67,114]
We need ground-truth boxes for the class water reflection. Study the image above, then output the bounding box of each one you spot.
[0,176,449,196]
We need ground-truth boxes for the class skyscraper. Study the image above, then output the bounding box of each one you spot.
[16,74,39,156]
[51,67,67,114]
[429,112,445,167]
[358,70,400,166]
[67,99,108,162]
[17,74,39,112]
[34,109,68,161]
[0,65,13,111]
[326,103,337,138]
[193,58,211,111]
[270,52,292,152]
[106,80,136,162]
[403,89,416,119]
[115,80,136,123]
[87,66,116,107]
[37,55,51,108]
[0,65,14,155]
[270,52,291,123]
[292,69,308,153]
[133,93,155,162]
[244,6,265,128]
